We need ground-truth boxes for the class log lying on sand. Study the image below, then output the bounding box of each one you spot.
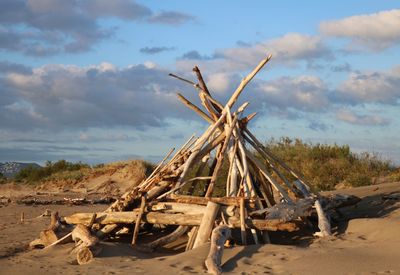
[71,224,101,265]
[64,211,299,232]
[29,211,69,249]
[314,200,332,237]
[205,225,231,275]
[249,198,315,221]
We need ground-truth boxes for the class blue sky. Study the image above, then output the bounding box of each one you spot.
[0,0,399,165]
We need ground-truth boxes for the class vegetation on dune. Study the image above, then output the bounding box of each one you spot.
[14,160,90,183]
[261,137,397,191]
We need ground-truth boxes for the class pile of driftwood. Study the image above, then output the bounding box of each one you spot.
[29,55,360,274]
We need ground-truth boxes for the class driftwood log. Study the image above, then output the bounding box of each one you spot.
[64,211,299,232]
[193,201,220,249]
[71,224,101,265]
[205,225,231,275]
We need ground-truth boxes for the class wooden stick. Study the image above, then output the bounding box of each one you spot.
[239,112,257,127]
[132,195,147,245]
[245,150,292,202]
[205,225,231,275]
[205,113,238,197]
[178,113,227,186]
[177,93,214,124]
[314,200,332,237]
[243,134,298,196]
[226,54,272,109]
[243,127,311,191]
[193,66,223,113]
[239,198,247,245]
[186,226,199,251]
[193,201,220,249]
[169,72,224,115]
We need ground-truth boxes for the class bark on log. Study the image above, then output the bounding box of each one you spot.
[205,225,231,275]
[193,202,220,249]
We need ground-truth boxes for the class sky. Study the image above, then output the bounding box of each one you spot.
[0,0,399,165]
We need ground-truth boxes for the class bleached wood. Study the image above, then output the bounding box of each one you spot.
[239,198,247,245]
[65,211,298,231]
[226,54,272,109]
[193,201,220,249]
[186,226,199,251]
[245,150,292,202]
[243,127,311,192]
[178,113,227,186]
[243,133,299,196]
[177,93,214,124]
[314,200,332,237]
[132,195,147,245]
[205,113,238,197]
[205,225,231,275]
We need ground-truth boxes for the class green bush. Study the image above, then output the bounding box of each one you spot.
[14,160,89,183]
[260,137,396,191]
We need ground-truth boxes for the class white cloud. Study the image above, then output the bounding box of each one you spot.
[334,66,400,104]
[206,73,231,94]
[336,109,389,126]
[1,62,193,130]
[253,75,329,112]
[320,9,400,51]
[177,33,332,73]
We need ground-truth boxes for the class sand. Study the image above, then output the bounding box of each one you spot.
[0,182,399,274]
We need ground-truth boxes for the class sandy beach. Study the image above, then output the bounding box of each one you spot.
[0,181,399,274]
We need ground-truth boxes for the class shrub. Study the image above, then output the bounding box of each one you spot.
[259,137,397,191]
[14,160,89,183]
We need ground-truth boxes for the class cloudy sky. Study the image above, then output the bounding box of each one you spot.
[1,0,399,165]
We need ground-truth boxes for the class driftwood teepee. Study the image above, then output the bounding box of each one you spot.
[31,54,360,271]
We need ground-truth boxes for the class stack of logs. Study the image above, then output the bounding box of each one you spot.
[29,54,360,274]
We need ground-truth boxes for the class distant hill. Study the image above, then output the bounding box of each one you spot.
[0,162,41,178]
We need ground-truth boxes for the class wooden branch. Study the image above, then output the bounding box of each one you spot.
[178,113,227,186]
[205,113,238,197]
[245,150,292,202]
[177,93,214,124]
[199,92,220,121]
[193,202,220,249]
[239,112,257,127]
[132,195,147,245]
[142,225,189,251]
[194,66,223,113]
[243,127,311,192]
[186,226,199,251]
[243,134,299,197]
[226,54,272,109]
[205,225,231,275]
[239,198,247,245]
[314,200,332,237]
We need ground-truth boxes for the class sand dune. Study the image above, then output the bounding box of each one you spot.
[0,182,399,274]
